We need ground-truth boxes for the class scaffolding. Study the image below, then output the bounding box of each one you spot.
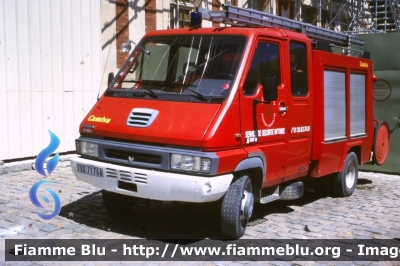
[242,0,400,33]
[332,0,400,33]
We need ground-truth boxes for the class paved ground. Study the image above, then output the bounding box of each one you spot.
[0,163,399,265]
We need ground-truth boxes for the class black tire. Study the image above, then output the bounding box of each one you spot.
[332,152,358,197]
[102,190,135,215]
[220,175,254,239]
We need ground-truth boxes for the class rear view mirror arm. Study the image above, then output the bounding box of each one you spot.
[253,99,272,105]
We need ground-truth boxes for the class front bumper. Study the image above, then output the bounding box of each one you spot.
[70,156,233,202]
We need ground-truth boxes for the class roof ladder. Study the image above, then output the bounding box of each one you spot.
[197,4,365,48]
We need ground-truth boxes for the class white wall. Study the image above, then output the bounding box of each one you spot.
[0,0,101,161]
[129,0,146,43]
[100,0,117,94]
[0,0,258,161]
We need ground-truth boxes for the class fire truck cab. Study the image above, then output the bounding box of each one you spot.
[70,5,389,238]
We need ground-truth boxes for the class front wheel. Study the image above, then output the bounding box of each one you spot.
[220,175,254,239]
[332,152,358,197]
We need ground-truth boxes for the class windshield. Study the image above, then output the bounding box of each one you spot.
[108,35,246,102]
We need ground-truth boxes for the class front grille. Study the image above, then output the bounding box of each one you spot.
[105,168,118,178]
[119,170,132,181]
[134,172,147,184]
[105,149,161,165]
[105,167,148,185]
[126,108,159,128]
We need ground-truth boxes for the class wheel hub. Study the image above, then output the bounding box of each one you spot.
[240,190,254,225]
[345,160,356,189]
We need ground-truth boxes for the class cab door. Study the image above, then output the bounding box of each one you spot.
[240,40,289,186]
[285,40,313,179]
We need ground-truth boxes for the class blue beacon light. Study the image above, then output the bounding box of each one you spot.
[190,11,202,28]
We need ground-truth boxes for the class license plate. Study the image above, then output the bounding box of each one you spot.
[77,164,103,177]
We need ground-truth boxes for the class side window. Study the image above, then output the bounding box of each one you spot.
[290,41,308,96]
[243,51,259,95]
[258,43,280,86]
[243,42,280,96]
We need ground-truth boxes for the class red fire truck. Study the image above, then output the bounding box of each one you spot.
[70,5,390,238]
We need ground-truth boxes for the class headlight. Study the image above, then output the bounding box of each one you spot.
[171,154,212,174]
[76,140,99,157]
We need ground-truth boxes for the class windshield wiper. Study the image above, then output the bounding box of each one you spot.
[185,88,208,102]
[123,80,159,98]
[158,81,197,93]
[170,82,197,88]
[141,87,158,98]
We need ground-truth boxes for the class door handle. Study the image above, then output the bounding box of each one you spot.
[278,101,288,116]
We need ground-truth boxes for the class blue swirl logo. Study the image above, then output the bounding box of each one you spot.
[35,130,60,176]
[29,180,61,220]
[30,130,61,220]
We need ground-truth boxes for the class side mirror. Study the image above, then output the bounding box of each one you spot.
[108,72,114,86]
[121,40,150,55]
[121,42,132,53]
[263,76,278,101]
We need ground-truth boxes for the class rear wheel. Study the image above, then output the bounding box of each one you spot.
[220,175,254,239]
[332,152,358,197]
[102,190,135,215]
